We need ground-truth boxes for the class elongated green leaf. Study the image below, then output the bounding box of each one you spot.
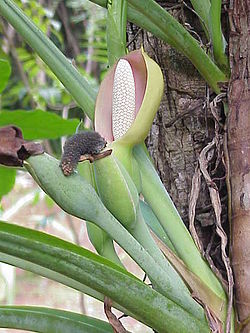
[0,59,11,94]
[189,0,210,36]
[0,306,113,333]
[107,0,127,65]
[24,153,207,322]
[0,0,96,120]
[0,166,16,201]
[189,1,229,74]
[0,221,209,333]
[0,110,79,139]
[0,252,106,310]
[89,0,227,92]
[209,0,229,73]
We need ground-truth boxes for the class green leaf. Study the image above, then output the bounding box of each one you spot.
[107,0,127,66]
[189,0,210,37]
[209,0,229,73]
[0,166,16,201]
[0,221,209,333]
[0,110,79,139]
[0,306,113,333]
[0,59,11,94]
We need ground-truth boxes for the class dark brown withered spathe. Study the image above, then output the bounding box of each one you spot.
[0,125,44,166]
[60,131,106,176]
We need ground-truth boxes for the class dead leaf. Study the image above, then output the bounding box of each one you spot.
[0,126,44,166]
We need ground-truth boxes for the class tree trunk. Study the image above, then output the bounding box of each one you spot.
[228,0,250,331]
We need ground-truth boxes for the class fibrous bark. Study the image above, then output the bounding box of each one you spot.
[228,0,250,330]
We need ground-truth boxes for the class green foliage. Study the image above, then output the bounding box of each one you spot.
[15,0,62,42]
[0,58,15,201]
[67,1,108,78]
[0,306,113,333]
[0,221,210,333]
[81,25,108,68]
[0,166,16,201]
[0,109,79,139]
[0,0,97,118]
[0,1,67,109]
[0,58,11,93]
[106,0,127,65]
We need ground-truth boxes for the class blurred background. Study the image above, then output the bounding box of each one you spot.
[0,1,151,331]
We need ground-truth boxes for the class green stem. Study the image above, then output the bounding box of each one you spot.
[100,238,122,265]
[107,0,127,66]
[0,251,105,305]
[140,199,177,253]
[78,162,123,267]
[90,205,205,321]
[131,209,200,317]
[133,144,225,301]
[86,222,123,267]
[209,0,229,73]
[0,0,96,120]
[92,149,200,317]
[89,0,227,92]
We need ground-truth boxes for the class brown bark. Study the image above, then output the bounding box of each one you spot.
[228,0,250,330]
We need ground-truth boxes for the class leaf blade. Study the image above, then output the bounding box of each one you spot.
[0,221,209,333]
[0,306,113,333]
[0,59,11,94]
[0,166,16,201]
[0,110,79,139]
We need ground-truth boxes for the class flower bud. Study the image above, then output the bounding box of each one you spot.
[93,153,139,231]
[95,48,164,146]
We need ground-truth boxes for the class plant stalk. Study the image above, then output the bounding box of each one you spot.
[133,144,226,301]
